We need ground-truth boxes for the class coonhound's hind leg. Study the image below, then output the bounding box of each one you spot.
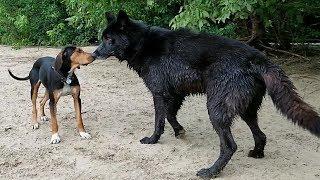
[39,90,49,122]
[29,69,41,129]
[30,81,41,129]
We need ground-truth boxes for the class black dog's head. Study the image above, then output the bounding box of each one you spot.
[93,10,147,60]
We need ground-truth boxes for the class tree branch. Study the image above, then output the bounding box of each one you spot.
[258,43,310,60]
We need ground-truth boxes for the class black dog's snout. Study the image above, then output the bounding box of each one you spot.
[91,52,99,60]
[91,53,97,59]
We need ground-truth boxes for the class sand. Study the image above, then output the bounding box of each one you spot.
[0,45,319,180]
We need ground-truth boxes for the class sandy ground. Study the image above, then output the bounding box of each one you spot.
[0,45,319,180]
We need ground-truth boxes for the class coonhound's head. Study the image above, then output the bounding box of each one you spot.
[54,46,95,71]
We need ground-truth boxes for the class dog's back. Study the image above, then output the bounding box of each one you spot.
[32,56,55,70]
[28,57,55,88]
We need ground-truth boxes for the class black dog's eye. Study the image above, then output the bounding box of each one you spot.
[104,34,114,42]
[105,37,112,41]
[104,36,114,45]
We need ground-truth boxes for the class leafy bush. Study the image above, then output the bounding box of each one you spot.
[168,0,320,45]
[0,0,75,46]
[0,0,319,48]
[62,0,181,43]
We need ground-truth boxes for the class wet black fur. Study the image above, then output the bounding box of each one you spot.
[94,10,320,178]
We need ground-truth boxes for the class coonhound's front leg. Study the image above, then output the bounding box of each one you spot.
[71,85,91,139]
[49,90,61,144]
[140,94,166,144]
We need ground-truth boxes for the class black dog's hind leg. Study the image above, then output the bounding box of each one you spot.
[242,112,266,158]
[196,105,237,178]
[140,94,166,144]
[196,79,238,178]
[166,95,185,138]
[240,93,266,158]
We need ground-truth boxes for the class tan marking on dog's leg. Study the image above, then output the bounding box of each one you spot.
[71,86,91,139]
[39,90,49,121]
[31,81,41,129]
[49,90,62,144]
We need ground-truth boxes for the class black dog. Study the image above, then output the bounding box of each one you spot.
[9,46,95,144]
[93,10,320,178]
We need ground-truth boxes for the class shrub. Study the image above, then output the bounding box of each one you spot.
[0,0,319,48]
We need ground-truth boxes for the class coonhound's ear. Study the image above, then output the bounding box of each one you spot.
[105,12,116,23]
[54,51,64,70]
[117,10,129,30]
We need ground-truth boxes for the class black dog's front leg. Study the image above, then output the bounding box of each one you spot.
[140,95,166,144]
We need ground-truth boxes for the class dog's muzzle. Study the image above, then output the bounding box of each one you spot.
[91,52,98,61]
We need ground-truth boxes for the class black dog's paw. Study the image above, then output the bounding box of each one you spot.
[140,136,158,144]
[174,128,186,139]
[248,149,264,158]
[196,168,219,179]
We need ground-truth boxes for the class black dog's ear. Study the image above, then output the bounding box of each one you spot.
[105,12,116,23]
[117,10,129,30]
[54,50,66,70]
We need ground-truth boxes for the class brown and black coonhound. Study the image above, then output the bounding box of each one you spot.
[8,46,95,144]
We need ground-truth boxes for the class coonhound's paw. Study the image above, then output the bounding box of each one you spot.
[32,123,39,129]
[50,133,61,144]
[79,132,92,139]
[40,116,49,122]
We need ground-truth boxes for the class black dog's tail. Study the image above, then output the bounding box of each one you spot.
[8,69,29,81]
[261,63,320,137]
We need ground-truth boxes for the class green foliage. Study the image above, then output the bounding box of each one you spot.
[0,0,182,46]
[202,24,238,38]
[0,0,319,46]
[62,0,181,42]
[255,0,320,43]
[169,0,257,33]
[169,0,320,42]
[0,0,74,46]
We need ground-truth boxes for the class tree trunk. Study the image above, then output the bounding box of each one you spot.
[246,13,266,49]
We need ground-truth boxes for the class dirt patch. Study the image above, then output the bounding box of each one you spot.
[0,45,319,179]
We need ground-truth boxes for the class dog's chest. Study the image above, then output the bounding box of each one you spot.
[61,83,72,96]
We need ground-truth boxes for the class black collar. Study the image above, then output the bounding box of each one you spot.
[51,66,72,84]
